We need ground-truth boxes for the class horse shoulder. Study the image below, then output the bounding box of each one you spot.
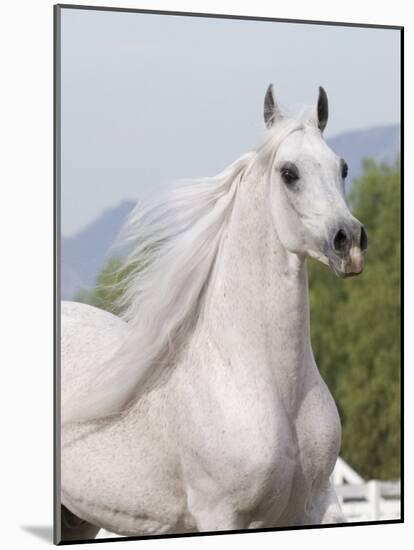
[295,368,342,483]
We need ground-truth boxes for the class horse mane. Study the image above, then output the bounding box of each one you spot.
[62,117,306,425]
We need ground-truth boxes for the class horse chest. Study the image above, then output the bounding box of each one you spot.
[179,362,340,524]
[178,369,296,514]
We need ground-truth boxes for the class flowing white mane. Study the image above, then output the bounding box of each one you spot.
[119,153,254,326]
[63,117,306,424]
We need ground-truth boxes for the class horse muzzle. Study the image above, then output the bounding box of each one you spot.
[327,223,368,278]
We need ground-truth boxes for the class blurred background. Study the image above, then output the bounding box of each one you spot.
[60,7,401,523]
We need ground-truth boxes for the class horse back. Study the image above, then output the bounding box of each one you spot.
[61,301,129,420]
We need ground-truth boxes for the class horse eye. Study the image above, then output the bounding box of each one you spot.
[280,163,299,185]
[341,159,348,179]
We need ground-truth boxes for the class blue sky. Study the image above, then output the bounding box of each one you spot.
[60,8,401,236]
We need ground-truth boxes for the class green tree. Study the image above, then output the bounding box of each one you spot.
[74,257,137,316]
[308,158,401,480]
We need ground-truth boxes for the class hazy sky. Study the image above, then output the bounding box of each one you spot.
[60,8,401,236]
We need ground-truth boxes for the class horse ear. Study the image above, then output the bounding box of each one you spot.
[317,86,329,132]
[264,84,282,128]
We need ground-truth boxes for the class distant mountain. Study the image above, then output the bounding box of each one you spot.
[327,124,400,190]
[61,124,400,300]
[61,201,135,299]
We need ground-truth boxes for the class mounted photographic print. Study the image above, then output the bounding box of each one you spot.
[54,4,403,545]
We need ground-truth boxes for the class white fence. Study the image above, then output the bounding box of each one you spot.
[332,457,401,522]
[336,480,400,521]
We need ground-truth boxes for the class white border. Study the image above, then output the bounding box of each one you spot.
[0,1,409,548]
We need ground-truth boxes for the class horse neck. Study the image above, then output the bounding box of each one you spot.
[203,165,313,405]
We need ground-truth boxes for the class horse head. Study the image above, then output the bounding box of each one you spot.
[264,84,368,278]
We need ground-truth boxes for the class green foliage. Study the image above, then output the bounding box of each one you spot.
[308,158,401,480]
[74,258,137,316]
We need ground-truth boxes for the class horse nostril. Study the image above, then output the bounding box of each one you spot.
[360,226,368,251]
[333,229,349,253]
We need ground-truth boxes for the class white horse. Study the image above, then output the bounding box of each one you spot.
[60,85,367,541]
